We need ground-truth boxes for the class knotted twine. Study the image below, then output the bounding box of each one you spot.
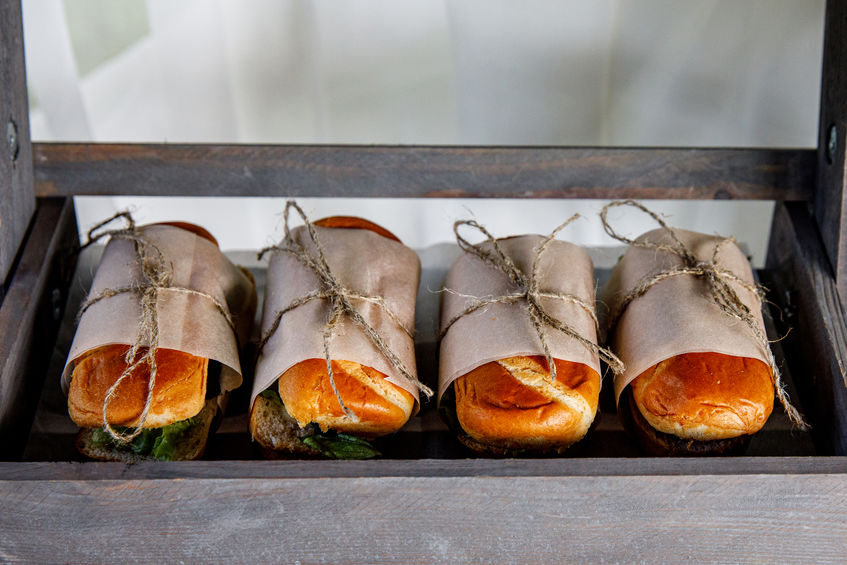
[77,212,237,443]
[439,216,625,381]
[256,201,432,421]
[599,199,808,429]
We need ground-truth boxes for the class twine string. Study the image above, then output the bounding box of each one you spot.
[256,201,432,422]
[76,212,237,443]
[599,199,808,429]
[440,216,625,380]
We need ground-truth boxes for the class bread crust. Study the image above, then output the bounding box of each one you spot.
[277,359,414,437]
[68,344,208,428]
[313,216,400,242]
[630,352,774,441]
[453,355,600,451]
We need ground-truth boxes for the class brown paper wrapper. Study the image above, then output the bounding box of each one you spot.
[438,235,600,400]
[601,227,767,403]
[251,225,422,410]
[62,225,255,399]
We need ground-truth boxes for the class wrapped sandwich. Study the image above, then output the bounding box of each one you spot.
[250,204,426,459]
[64,218,256,461]
[600,200,806,456]
[438,219,619,456]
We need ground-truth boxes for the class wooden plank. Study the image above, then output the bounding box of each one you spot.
[766,202,847,455]
[0,1,35,287]
[816,0,847,308]
[0,198,77,460]
[0,474,845,563]
[33,143,815,200]
[2,457,847,482]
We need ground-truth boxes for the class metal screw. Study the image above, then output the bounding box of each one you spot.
[6,120,19,162]
[827,124,837,164]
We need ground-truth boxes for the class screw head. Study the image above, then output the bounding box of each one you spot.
[827,124,837,164]
[6,120,19,162]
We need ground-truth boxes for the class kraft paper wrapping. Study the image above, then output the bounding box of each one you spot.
[251,225,422,410]
[601,227,767,404]
[438,235,600,400]
[62,225,255,398]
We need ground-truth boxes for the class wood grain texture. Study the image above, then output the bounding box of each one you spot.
[0,474,845,563]
[33,143,815,200]
[2,457,847,482]
[766,202,847,455]
[0,198,77,460]
[816,0,847,309]
[0,1,35,286]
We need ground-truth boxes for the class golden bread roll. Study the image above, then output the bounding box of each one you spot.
[250,215,416,457]
[68,345,208,429]
[278,359,414,437]
[453,356,599,452]
[631,352,773,441]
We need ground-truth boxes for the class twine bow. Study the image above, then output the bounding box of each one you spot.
[77,212,237,443]
[257,201,432,422]
[599,199,808,429]
[439,216,625,380]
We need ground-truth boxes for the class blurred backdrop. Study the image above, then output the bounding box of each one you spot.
[21,0,827,264]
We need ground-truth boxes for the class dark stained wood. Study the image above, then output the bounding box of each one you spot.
[2,457,847,482]
[816,0,847,309]
[0,1,35,286]
[0,198,77,460]
[0,474,845,563]
[766,202,847,455]
[33,143,815,200]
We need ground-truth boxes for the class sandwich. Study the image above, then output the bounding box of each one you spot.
[250,215,420,459]
[438,231,603,456]
[602,224,780,456]
[65,221,256,461]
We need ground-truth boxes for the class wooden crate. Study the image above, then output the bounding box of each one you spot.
[3,1,847,563]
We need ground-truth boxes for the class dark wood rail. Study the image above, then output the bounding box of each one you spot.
[33,143,815,200]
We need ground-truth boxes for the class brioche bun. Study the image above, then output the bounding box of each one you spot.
[621,352,774,455]
[453,355,600,453]
[68,344,208,428]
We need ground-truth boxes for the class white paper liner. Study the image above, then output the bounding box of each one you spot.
[601,227,767,403]
[61,225,255,396]
[438,235,600,400]
[251,225,422,411]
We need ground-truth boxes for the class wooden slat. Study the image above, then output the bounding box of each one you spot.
[816,0,847,308]
[0,1,35,286]
[2,457,847,482]
[0,474,845,563]
[766,202,847,455]
[0,198,77,460]
[33,143,815,200]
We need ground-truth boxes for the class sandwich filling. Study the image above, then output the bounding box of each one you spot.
[252,389,381,459]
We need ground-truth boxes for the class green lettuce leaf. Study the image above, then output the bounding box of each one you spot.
[302,433,381,459]
[89,416,200,460]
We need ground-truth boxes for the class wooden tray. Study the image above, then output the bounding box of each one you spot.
[3,0,847,562]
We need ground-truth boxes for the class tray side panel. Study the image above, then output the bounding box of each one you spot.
[816,0,847,310]
[767,202,847,454]
[0,1,35,287]
[0,198,77,460]
[0,475,845,563]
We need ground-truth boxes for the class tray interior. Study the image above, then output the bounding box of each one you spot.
[23,243,816,461]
